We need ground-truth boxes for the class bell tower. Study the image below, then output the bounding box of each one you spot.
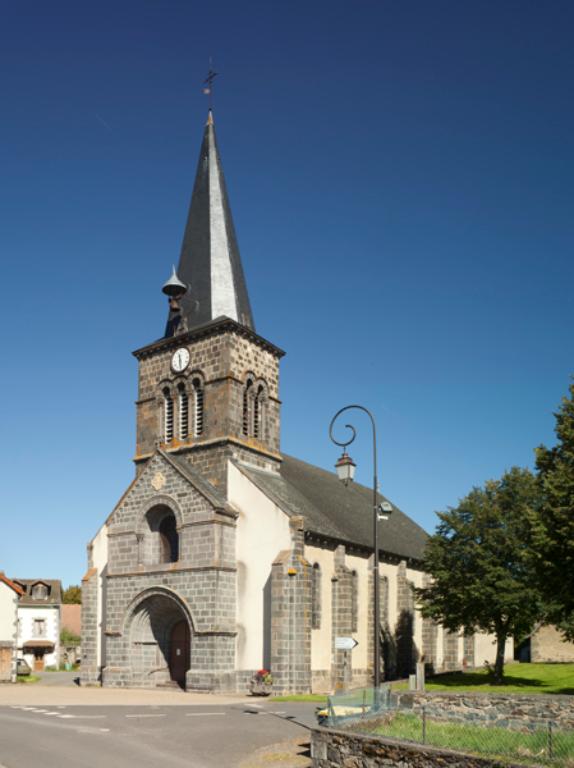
[132,111,284,492]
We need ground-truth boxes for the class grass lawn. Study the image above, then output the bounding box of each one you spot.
[17,675,39,684]
[368,712,574,767]
[396,663,574,695]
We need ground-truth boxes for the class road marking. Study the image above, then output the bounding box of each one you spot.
[125,714,166,719]
[184,712,225,717]
[61,714,107,720]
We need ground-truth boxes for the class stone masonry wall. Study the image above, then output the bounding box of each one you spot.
[80,567,98,684]
[311,727,525,768]
[102,452,237,690]
[395,691,574,731]
[270,516,312,694]
[396,560,418,678]
[135,328,281,464]
[331,546,353,691]
[0,643,12,682]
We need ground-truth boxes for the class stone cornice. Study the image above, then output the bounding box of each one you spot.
[132,317,285,361]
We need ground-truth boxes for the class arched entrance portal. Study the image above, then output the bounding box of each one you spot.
[128,591,192,689]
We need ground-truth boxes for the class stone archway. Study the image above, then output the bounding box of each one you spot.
[127,589,192,689]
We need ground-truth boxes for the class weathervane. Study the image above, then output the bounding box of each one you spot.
[202,59,218,111]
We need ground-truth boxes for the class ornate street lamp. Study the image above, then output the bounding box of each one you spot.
[329,404,387,691]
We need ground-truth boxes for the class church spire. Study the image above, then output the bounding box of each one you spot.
[165,110,255,337]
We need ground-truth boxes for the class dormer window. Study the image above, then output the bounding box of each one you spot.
[32,583,49,600]
[163,388,174,442]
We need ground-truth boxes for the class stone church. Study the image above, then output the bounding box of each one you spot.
[81,111,504,692]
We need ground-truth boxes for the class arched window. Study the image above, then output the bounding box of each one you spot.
[159,514,179,563]
[351,570,359,632]
[163,388,174,442]
[193,378,204,437]
[178,384,189,439]
[254,384,265,440]
[311,563,321,629]
[243,378,253,436]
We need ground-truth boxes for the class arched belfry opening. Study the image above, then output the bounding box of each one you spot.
[144,505,179,565]
[127,590,192,689]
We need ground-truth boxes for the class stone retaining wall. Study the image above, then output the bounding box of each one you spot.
[310,727,524,768]
[395,691,574,730]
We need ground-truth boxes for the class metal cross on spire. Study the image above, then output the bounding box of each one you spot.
[202,60,218,111]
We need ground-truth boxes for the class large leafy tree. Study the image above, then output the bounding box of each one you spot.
[415,468,543,683]
[534,381,574,638]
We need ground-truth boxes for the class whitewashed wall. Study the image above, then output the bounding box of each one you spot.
[90,522,109,669]
[18,605,60,668]
[229,462,292,672]
[0,582,18,643]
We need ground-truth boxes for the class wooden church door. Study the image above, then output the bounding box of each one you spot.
[169,620,190,688]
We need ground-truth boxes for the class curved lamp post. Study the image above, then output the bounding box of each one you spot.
[329,404,390,690]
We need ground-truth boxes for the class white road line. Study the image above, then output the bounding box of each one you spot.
[44,712,60,716]
[185,712,226,717]
[62,715,107,719]
[125,714,166,719]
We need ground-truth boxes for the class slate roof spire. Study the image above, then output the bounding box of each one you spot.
[164,109,255,337]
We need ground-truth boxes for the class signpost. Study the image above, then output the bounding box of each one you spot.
[335,637,358,651]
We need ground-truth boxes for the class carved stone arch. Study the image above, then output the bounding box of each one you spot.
[123,586,195,688]
[123,585,196,637]
[137,494,184,533]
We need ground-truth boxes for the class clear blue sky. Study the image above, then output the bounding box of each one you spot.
[1,1,572,587]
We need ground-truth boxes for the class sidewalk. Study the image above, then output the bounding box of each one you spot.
[0,681,253,707]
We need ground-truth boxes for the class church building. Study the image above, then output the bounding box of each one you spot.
[81,111,504,692]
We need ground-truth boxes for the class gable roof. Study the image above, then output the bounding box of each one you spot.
[236,454,429,563]
[13,579,62,605]
[0,572,24,596]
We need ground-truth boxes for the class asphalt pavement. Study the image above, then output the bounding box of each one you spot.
[0,682,318,768]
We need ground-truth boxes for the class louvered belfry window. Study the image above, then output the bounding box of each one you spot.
[178,385,189,439]
[243,379,253,436]
[254,384,265,439]
[193,378,204,437]
[163,388,174,442]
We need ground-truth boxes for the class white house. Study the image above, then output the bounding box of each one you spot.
[0,573,22,682]
[14,579,62,671]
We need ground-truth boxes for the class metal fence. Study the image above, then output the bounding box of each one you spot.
[321,688,574,767]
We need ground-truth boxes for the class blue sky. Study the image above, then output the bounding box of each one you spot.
[1,1,572,587]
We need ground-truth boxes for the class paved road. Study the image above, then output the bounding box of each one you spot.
[33,671,79,687]
[0,700,316,768]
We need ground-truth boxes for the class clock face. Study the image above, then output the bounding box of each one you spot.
[171,347,190,373]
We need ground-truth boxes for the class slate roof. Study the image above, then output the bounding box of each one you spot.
[13,579,62,606]
[165,110,254,336]
[236,454,429,563]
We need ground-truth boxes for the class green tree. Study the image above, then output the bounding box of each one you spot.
[534,380,574,638]
[62,585,81,604]
[415,467,543,683]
